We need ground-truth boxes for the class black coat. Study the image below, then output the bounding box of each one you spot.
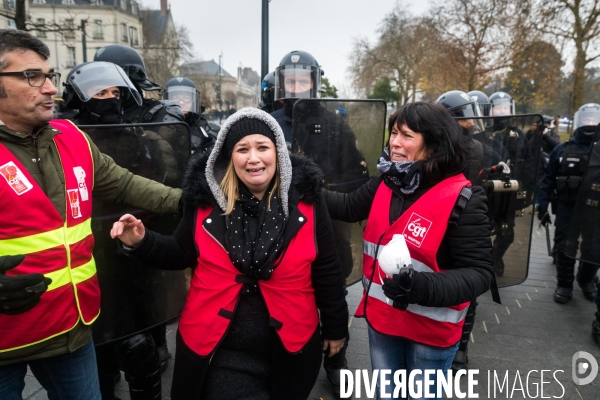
[128,152,348,400]
[324,173,494,308]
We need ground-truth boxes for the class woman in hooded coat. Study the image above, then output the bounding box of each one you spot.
[111,107,348,400]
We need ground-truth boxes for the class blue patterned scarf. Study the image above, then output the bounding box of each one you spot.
[376,147,423,195]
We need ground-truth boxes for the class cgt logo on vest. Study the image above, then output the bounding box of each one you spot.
[402,213,432,248]
[0,161,34,195]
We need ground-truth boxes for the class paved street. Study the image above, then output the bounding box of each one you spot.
[23,213,600,399]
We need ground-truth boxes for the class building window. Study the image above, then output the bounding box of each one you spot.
[4,0,15,10]
[67,47,76,68]
[31,0,45,4]
[120,23,128,42]
[63,0,75,4]
[120,0,126,10]
[35,18,46,38]
[64,19,76,39]
[6,18,16,29]
[93,0,104,5]
[93,20,103,39]
[131,1,137,14]
[129,26,138,46]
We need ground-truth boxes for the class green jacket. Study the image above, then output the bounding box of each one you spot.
[0,121,182,366]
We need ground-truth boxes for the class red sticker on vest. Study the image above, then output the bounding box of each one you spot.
[402,212,432,248]
[67,189,82,218]
[0,161,34,195]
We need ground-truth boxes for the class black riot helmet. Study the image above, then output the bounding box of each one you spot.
[62,61,142,110]
[164,77,200,114]
[93,44,161,92]
[261,71,275,107]
[274,50,322,101]
[436,90,484,134]
[573,103,600,134]
[489,91,515,116]
[436,90,481,118]
[467,90,490,116]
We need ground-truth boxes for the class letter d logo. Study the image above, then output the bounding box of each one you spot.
[572,351,598,385]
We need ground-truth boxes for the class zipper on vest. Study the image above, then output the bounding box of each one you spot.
[31,132,38,147]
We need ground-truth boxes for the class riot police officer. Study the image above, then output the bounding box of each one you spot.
[62,61,171,400]
[163,76,219,154]
[538,103,600,303]
[62,61,142,125]
[467,90,491,116]
[270,50,354,387]
[436,90,503,371]
[258,71,275,113]
[93,44,185,125]
[487,91,530,276]
[271,50,323,144]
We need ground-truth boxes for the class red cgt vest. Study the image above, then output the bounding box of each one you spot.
[357,174,471,348]
[179,202,319,357]
[0,120,100,352]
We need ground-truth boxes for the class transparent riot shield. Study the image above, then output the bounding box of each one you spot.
[457,114,543,287]
[563,125,600,266]
[292,99,386,286]
[78,122,191,345]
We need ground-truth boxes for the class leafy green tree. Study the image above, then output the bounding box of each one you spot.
[321,77,339,98]
[367,77,399,106]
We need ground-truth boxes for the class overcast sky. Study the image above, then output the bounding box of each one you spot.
[137,0,431,96]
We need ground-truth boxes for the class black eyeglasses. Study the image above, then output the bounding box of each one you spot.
[0,70,61,87]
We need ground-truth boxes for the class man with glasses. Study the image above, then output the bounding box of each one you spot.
[0,29,182,400]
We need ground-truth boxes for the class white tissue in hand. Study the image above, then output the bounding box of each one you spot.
[378,234,412,277]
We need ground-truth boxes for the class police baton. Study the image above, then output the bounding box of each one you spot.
[545,224,552,257]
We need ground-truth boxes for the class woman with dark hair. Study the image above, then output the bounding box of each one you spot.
[110,107,348,400]
[325,102,494,399]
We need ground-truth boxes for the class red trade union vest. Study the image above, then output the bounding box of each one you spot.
[0,120,100,352]
[180,202,319,357]
[357,174,471,347]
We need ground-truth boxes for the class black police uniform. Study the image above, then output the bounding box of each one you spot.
[271,100,368,382]
[538,129,599,302]
[185,111,218,154]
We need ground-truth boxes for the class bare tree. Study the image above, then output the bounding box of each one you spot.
[349,5,436,104]
[142,16,195,86]
[431,0,515,92]
[540,0,600,109]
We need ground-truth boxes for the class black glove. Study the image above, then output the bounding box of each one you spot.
[539,210,551,227]
[0,255,52,315]
[382,267,415,311]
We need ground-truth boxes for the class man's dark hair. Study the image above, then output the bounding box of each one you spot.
[0,29,50,71]
[389,102,468,181]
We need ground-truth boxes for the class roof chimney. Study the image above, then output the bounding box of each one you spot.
[160,0,167,15]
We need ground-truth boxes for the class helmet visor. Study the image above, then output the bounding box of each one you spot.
[490,98,515,116]
[274,65,320,100]
[452,102,486,134]
[164,86,198,113]
[574,108,600,130]
[68,62,142,106]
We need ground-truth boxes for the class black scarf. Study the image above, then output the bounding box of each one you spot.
[224,182,286,281]
[376,146,423,195]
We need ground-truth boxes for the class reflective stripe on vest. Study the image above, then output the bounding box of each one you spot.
[357,175,470,347]
[362,277,468,324]
[0,120,99,352]
[179,203,319,357]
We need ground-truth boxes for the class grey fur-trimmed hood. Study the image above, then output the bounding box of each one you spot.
[182,152,323,211]
[204,107,293,216]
